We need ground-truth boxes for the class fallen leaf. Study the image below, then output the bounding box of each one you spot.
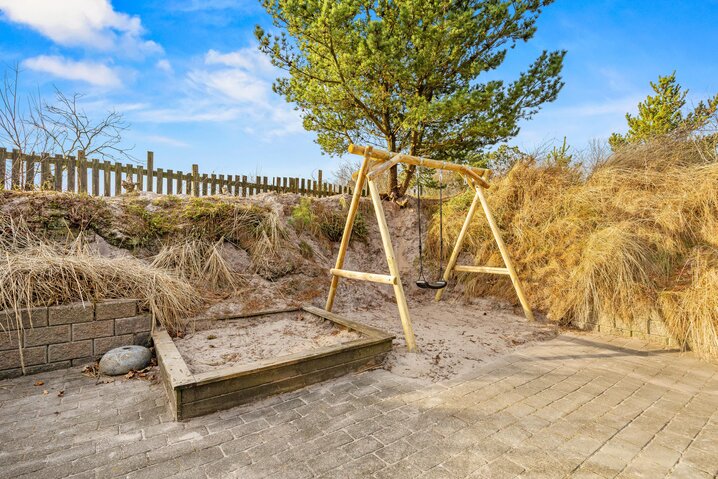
[42,390,48,395]
[57,390,64,397]
[125,371,135,379]
[34,380,44,386]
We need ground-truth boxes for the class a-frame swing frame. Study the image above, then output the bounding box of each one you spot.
[324,144,534,352]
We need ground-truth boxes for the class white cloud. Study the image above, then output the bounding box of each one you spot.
[134,46,305,139]
[0,0,161,54]
[143,134,189,147]
[187,68,269,104]
[22,55,122,88]
[156,59,173,73]
[205,48,274,73]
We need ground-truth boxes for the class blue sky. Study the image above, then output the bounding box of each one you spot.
[0,0,716,180]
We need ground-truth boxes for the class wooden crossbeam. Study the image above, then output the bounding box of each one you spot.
[367,153,403,180]
[453,265,509,275]
[349,144,490,176]
[330,268,397,285]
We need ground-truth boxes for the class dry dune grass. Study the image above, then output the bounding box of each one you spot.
[152,238,240,291]
[431,133,718,358]
[0,221,202,342]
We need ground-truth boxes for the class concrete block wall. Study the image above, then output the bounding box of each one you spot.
[571,311,678,347]
[0,299,151,379]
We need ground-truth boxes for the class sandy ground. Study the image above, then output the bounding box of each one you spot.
[180,193,559,383]
[174,311,362,374]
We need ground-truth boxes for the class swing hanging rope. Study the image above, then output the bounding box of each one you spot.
[416,165,447,290]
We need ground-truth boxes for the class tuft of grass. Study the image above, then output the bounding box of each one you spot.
[0,221,201,362]
[290,197,367,242]
[428,132,718,358]
[152,238,240,291]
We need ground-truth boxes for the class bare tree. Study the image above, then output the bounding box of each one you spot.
[0,64,134,161]
[31,88,134,162]
[0,65,42,153]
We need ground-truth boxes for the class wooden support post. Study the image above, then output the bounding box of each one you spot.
[368,178,417,352]
[475,186,535,321]
[176,171,183,194]
[166,169,174,194]
[241,175,247,197]
[210,174,217,195]
[435,189,481,301]
[325,154,372,312]
[146,151,154,192]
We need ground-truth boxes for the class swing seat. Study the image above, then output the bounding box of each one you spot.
[415,279,447,290]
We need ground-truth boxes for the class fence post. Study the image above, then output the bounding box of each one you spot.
[24,153,35,190]
[102,160,111,196]
[91,158,100,195]
[40,154,50,190]
[192,164,199,197]
[176,170,183,194]
[0,147,5,189]
[146,151,154,192]
[113,162,121,195]
[156,168,164,194]
[166,169,174,194]
[77,151,88,193]
[10,149,20,189]
[241,175,247,197]
[54,155,63,191]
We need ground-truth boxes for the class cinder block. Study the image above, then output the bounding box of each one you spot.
[94,334,133,356]
[71,357,95,367]
[0,346,47,370]
[0,307,48,330]
[48,340,92,361]
[0,332,21,351]
[72,320,114,341]
[26,361,71,375]
[48,302,93,325]
[24,325,71,347]
[115,315,151,335]
[95,299,137,320]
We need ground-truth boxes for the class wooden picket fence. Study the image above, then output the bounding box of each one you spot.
[0,148,357,198]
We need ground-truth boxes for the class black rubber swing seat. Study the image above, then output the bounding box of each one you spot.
[415,279,447,290]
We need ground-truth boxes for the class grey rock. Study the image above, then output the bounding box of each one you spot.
[99,345,152,376]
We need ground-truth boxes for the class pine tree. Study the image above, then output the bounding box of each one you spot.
[609,72,718,150]
[256,0,565,197]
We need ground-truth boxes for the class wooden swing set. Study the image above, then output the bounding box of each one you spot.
[324,144,534,352]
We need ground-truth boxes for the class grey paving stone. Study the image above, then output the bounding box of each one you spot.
[2,332,718,479]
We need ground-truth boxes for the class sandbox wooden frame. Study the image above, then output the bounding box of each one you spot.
[153,306,394,420]
[326,144,534,352]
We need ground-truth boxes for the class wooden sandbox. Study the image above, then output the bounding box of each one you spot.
[154,305,394,420]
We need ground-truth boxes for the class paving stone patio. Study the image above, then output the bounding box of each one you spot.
[1,332,716,479]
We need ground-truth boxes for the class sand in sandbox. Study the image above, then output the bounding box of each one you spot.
[174,311,363,374]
